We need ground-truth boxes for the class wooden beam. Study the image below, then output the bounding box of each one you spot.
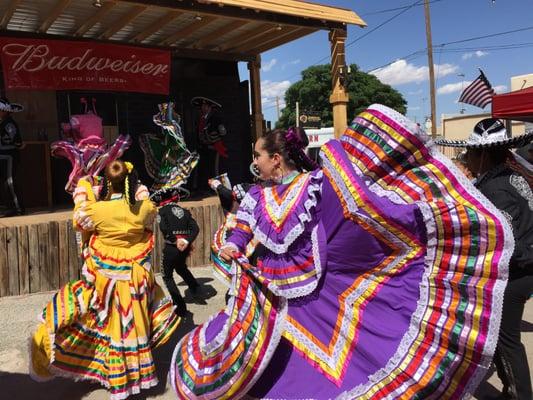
[232,25,300,54]
[38,0,72,33]
[218,24,276,52]
[99,4,147,40]
[193,19,249,49]
[131,10,182,43]
[248,55,264,141]
[74,1,116,37]
[250,27,315,54]
[121,0,351,30]
[160,16,216,46]
[0,0,24,30]
[329,28,349,138]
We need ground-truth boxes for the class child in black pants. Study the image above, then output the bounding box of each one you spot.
[155,189,200,317]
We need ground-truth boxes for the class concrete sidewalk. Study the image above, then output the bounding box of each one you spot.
[0,266,531,399]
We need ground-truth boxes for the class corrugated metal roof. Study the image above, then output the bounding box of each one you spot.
[0,0,366,58]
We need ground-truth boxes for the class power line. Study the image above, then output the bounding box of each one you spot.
[346,0,425,48]
[365,25,533,72]
[265,16,533,115]
[280,0,427,82]
[438,25,533,47]
[360,0,443,16]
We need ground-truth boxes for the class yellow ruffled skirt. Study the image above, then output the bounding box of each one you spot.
[30,237,179,400]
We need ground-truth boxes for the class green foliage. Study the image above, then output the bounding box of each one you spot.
[276,64,407,129]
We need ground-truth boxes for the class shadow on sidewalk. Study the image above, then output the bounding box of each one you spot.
[0,316,198,400]
[0,372,100,400]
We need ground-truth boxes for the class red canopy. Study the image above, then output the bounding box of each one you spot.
[492,86,533,122]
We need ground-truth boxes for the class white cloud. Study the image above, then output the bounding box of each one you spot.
[408,89,423,95]
[282,59,301,70]
[461,50,489,60]
[261,59,277,72]
[494,85,507,94]
[261,80,291,107]
[408,106,420,111]
[370,59,459,86]
[437,81,471,95]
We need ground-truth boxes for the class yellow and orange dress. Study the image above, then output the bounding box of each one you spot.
[30,178,179,400]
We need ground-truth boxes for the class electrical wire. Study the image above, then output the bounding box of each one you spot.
[360,0,443,17]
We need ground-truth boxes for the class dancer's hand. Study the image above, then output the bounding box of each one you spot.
[74,209,94,231]
[176,238,189,251]
[219,246,237,262]
[208,178,222,191]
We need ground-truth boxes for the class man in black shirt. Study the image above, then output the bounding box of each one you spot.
[439,119,533,400]
[191,97,228,193]
[0,97,24,216]
[154,188,201,317]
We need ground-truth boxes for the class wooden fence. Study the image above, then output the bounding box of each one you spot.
[0,202,224,298]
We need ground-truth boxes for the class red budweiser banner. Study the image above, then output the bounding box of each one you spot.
[0,37,170,94]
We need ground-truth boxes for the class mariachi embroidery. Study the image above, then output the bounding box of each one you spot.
[171,206,185,219]
[510,174,533,211]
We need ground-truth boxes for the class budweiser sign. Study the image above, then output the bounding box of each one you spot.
[0,37,170,94]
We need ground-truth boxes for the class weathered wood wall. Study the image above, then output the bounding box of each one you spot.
[0,202,224,298]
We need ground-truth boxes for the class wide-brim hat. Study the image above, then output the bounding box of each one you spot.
[515,142,533,163]
[191,96,222,109]
[151,186,190,205]
[0,97,24,113]
[436,118,533,149]
[215,182,252,213]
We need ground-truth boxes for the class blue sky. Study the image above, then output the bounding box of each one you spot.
[238,0,533,127]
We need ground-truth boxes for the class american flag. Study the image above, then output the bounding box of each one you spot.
[458,69,495,109]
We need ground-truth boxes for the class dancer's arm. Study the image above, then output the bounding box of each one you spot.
[484,185,533,268]
[219,188,258,261]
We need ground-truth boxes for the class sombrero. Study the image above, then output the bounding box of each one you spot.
[0,97,24,113]
[191,96,222,109]
[436,118,533,149]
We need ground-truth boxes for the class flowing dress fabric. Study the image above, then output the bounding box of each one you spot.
[30,180,179,400]
[170,104,512,399]
[51,135,131,193]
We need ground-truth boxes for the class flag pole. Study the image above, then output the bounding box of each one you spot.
[424,0,437,139]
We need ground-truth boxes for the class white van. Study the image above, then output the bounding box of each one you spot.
[305,127,335,163]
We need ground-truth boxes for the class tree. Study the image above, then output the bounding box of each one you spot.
[276,64,407,129]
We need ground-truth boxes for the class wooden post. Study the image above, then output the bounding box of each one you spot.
[329,28,349,139]
[0,228,8,297]
[17,225,30,294]
[248,55,264,141]
[424,0,437,139]
[6,226,19,296]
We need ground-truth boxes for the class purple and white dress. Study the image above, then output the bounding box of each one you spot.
[170,104,512,399]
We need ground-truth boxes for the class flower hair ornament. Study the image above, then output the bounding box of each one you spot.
[124,161,134,174]
[284,127,320,171]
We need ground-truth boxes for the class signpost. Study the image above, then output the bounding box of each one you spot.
[299,110,322,128]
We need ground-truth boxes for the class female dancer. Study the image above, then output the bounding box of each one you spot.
[30,160,179,400]
[170,105,511,399]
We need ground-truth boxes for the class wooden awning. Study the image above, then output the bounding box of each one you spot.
[0,0,366,60]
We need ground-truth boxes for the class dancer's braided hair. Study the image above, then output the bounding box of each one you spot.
[100,160,137,205]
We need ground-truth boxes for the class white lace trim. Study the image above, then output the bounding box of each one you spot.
[267,224,323,299]
[510,174,533,211]
[232,171,323,255]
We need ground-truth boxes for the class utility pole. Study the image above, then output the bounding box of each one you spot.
[295,101,300,127]
[275,96,280,120]
[424,0,437,138]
